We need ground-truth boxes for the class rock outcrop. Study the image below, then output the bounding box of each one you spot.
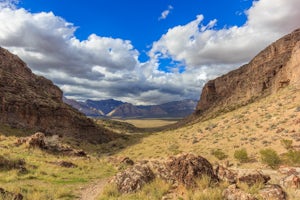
[196,28,300,118]
[0,47,115,143]
[114,164,155,193]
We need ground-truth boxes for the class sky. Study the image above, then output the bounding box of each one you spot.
[0,0,300,105]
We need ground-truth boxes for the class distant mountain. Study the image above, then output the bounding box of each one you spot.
[64,98,197,118]
[63,97,104,116]
[86,99,124,115]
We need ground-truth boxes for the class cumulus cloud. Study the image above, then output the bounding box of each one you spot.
[159,5,173,20]
[0,0,299,105]
[150,0,300,76]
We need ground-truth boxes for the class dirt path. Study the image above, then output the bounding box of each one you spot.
[79,178,109,200]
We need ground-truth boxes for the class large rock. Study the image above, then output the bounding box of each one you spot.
[165,153,218,188]
[114,164,155,193]
[238,171,270,187]
[215,165,237,184]
[0,47,116,143]
[258,184,286,200]
[195,28,300,119]
[222,184,257,200]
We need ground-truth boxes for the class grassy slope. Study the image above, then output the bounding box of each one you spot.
[0,133,116,200]
[115,86,300,166]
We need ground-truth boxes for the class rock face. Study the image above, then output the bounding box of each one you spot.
[196,29,300,118]
[0,47,115,143]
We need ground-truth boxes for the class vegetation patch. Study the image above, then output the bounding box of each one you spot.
[234,148,249,163]
[211,149,228,160]
[259,148,281,169]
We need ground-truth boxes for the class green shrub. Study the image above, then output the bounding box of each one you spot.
[259,148,281,169]
[234,148,249,163]
[211,149,228,160]
[280,139,293,150]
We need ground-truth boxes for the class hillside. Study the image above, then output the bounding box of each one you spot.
[0,47,116,143]
[195,28,300,120]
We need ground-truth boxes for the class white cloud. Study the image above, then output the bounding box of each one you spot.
[159,5,173,20]
[150,0,300,75]
[0,0,299,105]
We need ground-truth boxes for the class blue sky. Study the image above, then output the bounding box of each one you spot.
[19,0,253,63]
[0,0,299,104]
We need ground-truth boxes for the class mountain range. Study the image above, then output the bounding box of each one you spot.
[63,98,197,118]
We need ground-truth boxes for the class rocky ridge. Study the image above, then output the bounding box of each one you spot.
[0,47,115,143]
[195,28,300,119]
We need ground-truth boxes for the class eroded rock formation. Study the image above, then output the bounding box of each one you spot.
[196,29,300,118]
[0,47,115,143]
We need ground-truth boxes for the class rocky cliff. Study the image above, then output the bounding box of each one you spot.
[0,47,115,143]
[195,28,300,118]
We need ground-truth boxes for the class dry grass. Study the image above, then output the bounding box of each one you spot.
[114,118,179,128]
[0,135,117,199]
[115,86,300,167]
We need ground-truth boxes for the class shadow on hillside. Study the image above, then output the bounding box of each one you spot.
[76,119,174,157]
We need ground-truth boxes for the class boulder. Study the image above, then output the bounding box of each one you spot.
[222,184,257,200]
[258,184,286,200]
[165,153,218,188]
[215,165,237,184]
[114,164,155,193]
[280,174,300,188]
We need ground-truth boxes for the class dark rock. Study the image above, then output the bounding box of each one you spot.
[120,157,134,166]
[114,164,155,193]
[0,187,23,200]
[56,161,77,168]
[238,171,270,186]
[165,153,218,188]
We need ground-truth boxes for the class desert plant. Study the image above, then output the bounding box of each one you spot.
[234,148,249,163]
[281,139,293,150]
[211,149,228,160]
[259,148,281,168]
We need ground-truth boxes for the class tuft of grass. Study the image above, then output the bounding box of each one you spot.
[187,175,228,200]
[211,149,228,160]
[234,148,249,163]
[99,179,171,200]
[259,148,281,169]
[280,139,293,150]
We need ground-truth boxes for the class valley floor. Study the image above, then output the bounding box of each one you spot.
[1,86,300,199]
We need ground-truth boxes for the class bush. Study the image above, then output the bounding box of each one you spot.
[259,148,281,169]
[211,149,228,160]
[280,139,293,150]
[234,148,249,163]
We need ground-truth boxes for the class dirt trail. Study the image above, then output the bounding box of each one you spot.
[79,178,109,200]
